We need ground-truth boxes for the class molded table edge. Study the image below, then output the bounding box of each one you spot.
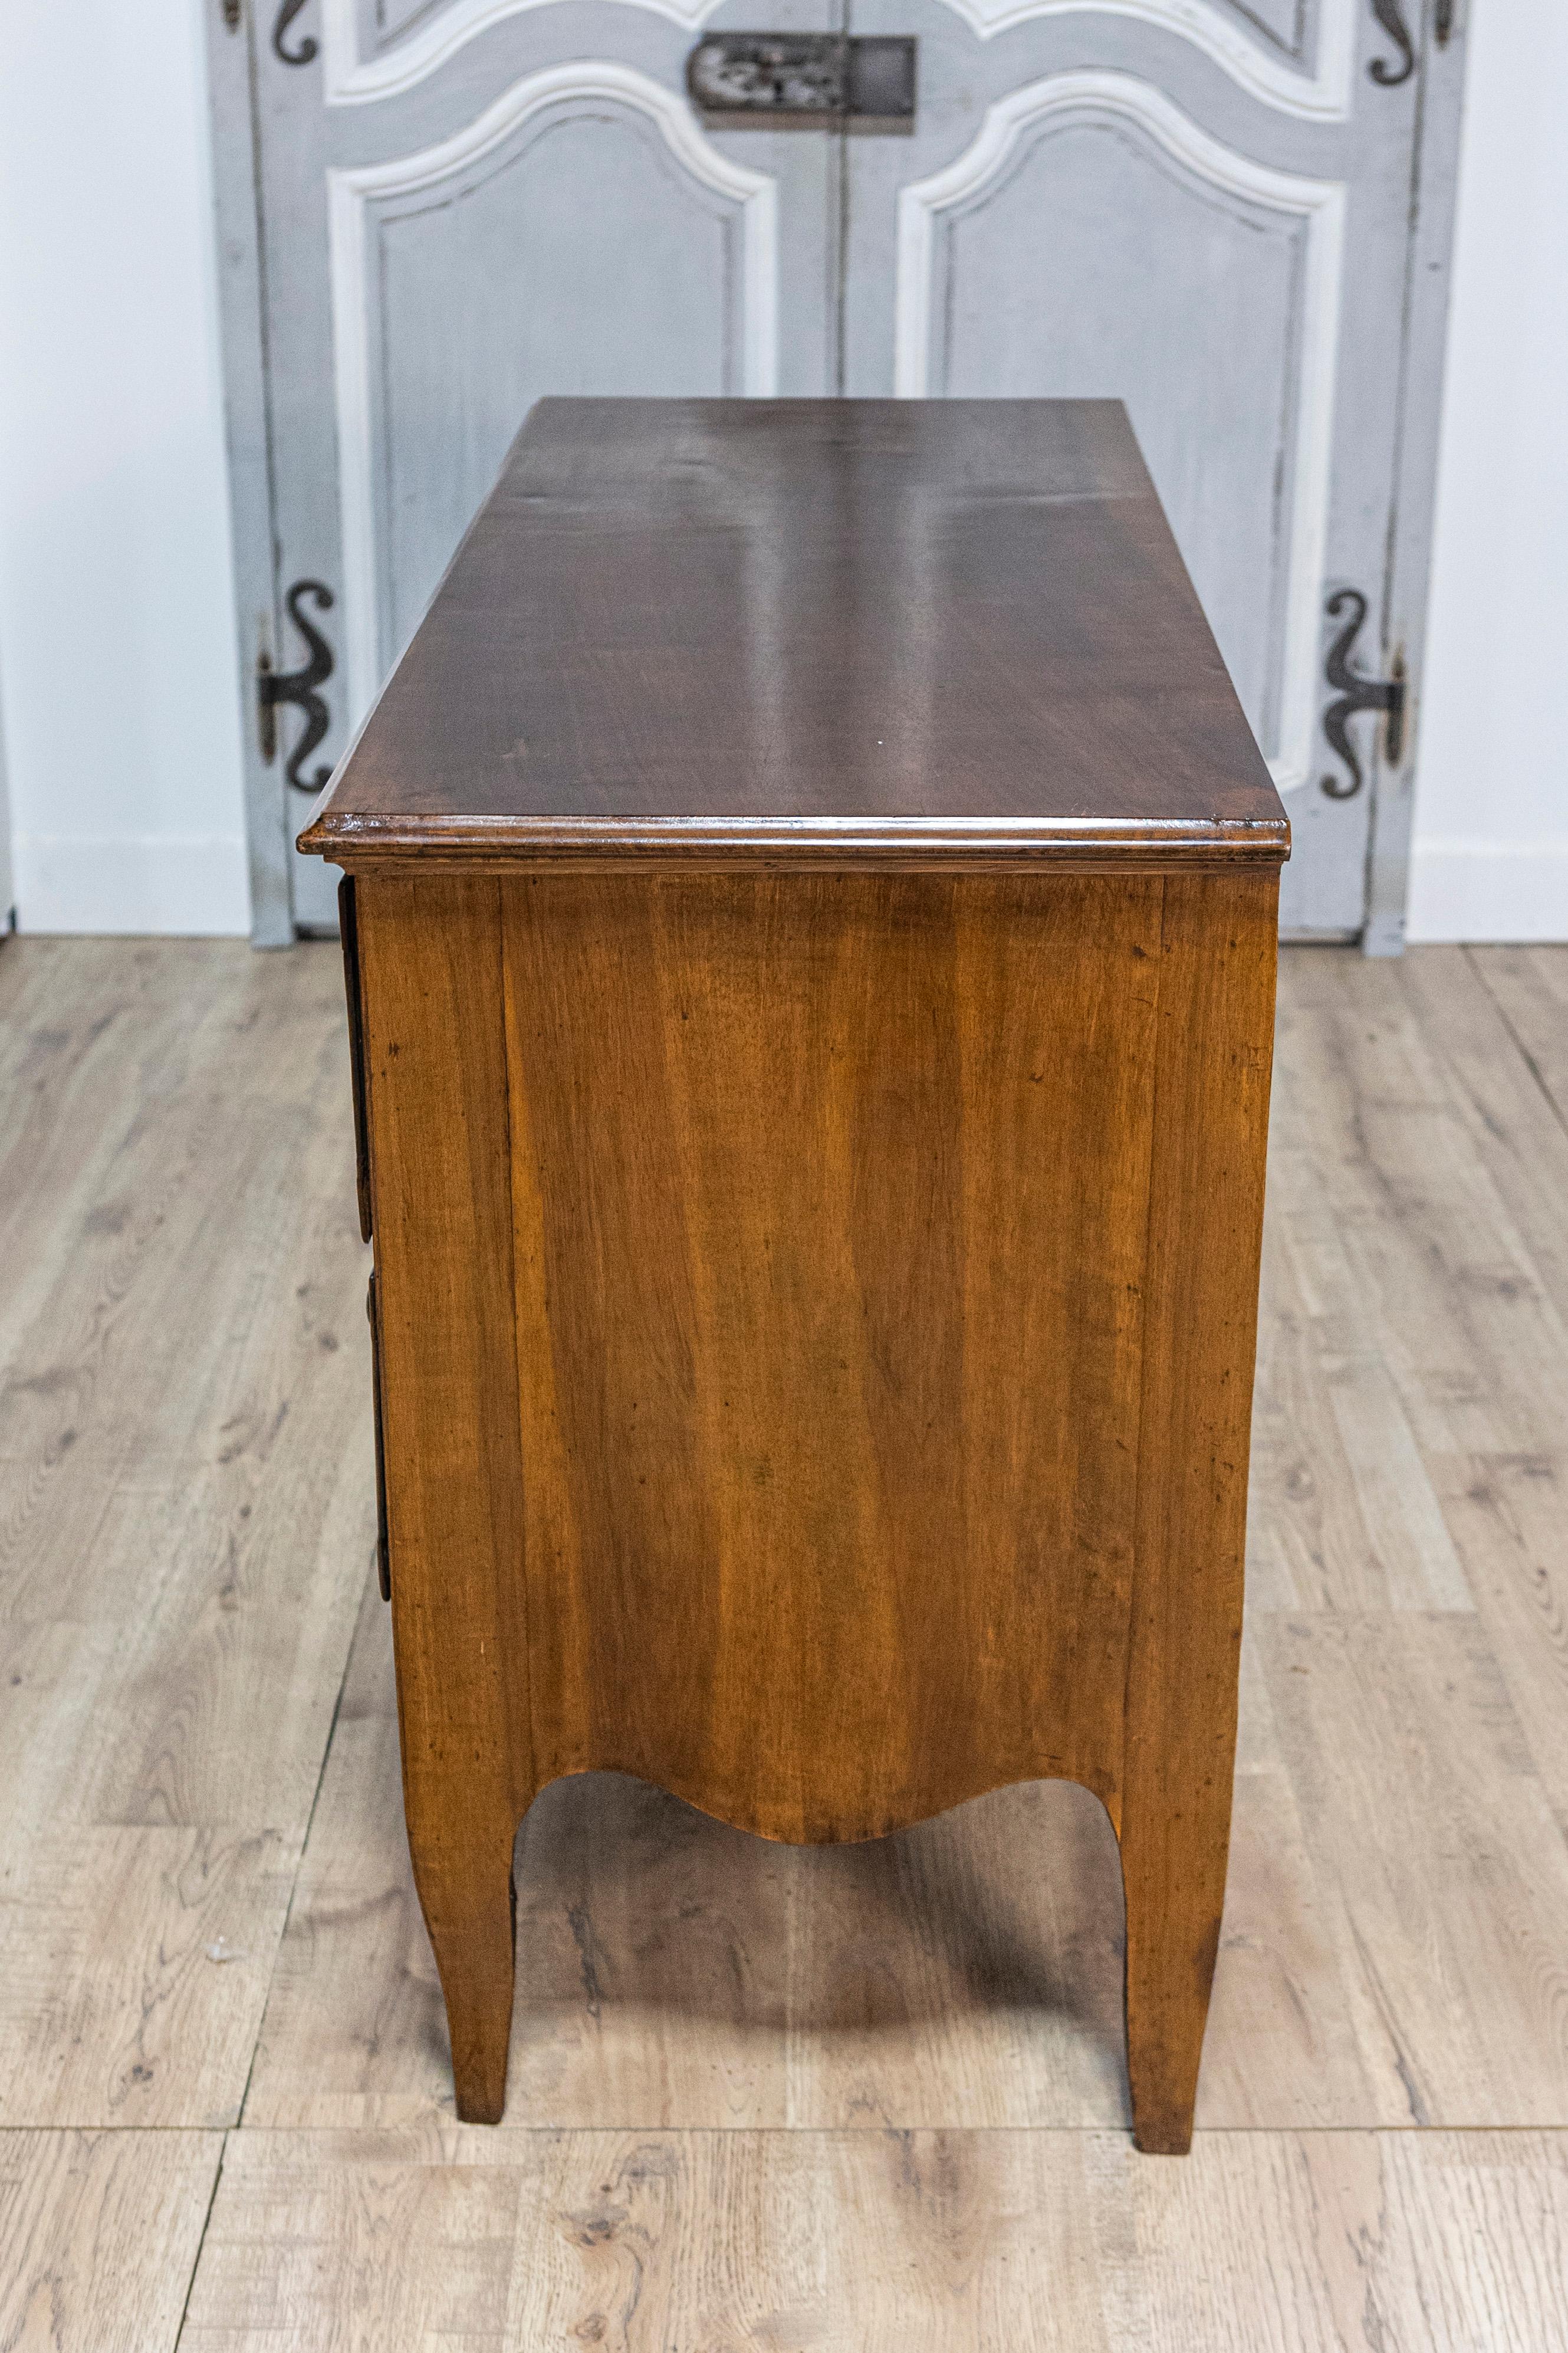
[296,812,1291,870]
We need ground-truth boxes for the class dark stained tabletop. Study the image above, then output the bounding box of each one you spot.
[299,399,1287,869]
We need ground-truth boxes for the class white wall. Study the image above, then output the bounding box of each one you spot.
[0,0,249,936]
[0,2,1560,942]
[1403,0,1568,944]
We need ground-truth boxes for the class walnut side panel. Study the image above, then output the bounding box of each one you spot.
[1121,868,1280,2154]
[501,871,1163,1845]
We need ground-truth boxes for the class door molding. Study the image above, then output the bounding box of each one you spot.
[893,68,1344,799]
[327,60,780,723]
[205,2,294,944]
[203,0,1466,945]
[322,0,725,104]
[932,0,1355,120]
[320,0,1355,119]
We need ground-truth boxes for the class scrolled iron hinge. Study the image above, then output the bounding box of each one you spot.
[272,0,317,64]
[1368,0,1415,84]
[1320,588,1406,801]
[258,579,336,793]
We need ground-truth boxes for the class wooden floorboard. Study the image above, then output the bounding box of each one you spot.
[1471,944,1568,1131]
[178,2125,1568,2352]
[0,942,372,2131]
[0,2128,223,2353]
[2,937,1567,2344]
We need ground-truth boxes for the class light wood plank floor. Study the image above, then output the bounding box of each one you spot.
[2,936,1566,2349]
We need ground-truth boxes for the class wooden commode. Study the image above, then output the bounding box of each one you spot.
[300,397,1287,2155]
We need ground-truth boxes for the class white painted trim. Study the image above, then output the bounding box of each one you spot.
[323,0,1355,119]
[328,60,778,725]
[1405,841,1568,944]
[12,834,251,936]
[323,0,722,104]
[932,0,1355,120]
[893,69,1344,798]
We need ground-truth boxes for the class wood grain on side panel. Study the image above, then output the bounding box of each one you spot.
[500,871,1163,1845]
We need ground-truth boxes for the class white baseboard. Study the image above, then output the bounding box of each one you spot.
[1405,839,1568,944]
[12,833,252,937]
[10,829,1563,947]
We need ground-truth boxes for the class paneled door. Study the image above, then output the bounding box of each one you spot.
[207,0,1464,943]
[842,0,1466,938]
[213,0,849,935]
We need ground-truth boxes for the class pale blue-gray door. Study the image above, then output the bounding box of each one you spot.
[252,0,847,931]
[843,0,1447,935]
[231,0,1458,940]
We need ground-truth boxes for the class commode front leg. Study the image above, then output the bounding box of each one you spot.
[1118,1738,1234,2156]
[404,1766,522,2125]
[356,875,537,2126]
[1118,872,1276,2155]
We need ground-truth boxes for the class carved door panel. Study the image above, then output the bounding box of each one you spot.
[220,0,1459,939]
[248,0,845,930]
[843,0,1448,936]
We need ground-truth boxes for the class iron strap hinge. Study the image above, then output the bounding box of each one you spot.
[1320,588,1406,801]
[272,0,317,63]
[258,577,336,794]
[1369,0,1415,84]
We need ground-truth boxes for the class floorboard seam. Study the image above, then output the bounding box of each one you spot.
[172,2125,228,2352]
[1467,945,1568,1141]
[182,2121,1568,2139]
[231,1566,371,2128]
[5,2119,1567,2139]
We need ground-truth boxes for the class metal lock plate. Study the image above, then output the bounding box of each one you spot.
[686,34,916,129]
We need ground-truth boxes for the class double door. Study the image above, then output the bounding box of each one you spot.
[209,0,1466,940]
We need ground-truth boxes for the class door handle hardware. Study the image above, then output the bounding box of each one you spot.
[1368,0,1415,84]
[1435,0,1455,44]
[272,0,317,64]
[1320,589,1406,800]
[258,579,336,792]
[687,34,916,129]
[222,0,242,27]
